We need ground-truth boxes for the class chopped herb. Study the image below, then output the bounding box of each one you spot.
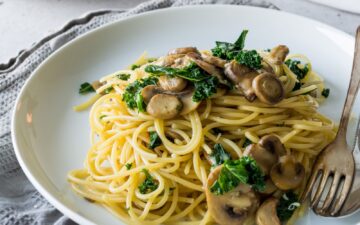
[322,88,330,98]
[292,82,302,91]
[277,192,300,222]
[116,73,131,81]
[192,76,219,102]
[235,50,262,70]
[122,77,158,110]
[104,87,114,94]
[212,128,222,135]
[211,30,248,60]
[99,115,107,120]
[135,92,146,112]
[209,143,231,167]
[139,169,158,194]
[145,62,208,82]
[147,57,157,63]
[149,131,162,149]
[210,156,265,195]
[285,59,309,80]
[125,163,132,170]
[79,82,95,95]
[242,138,252,148]
[131,64,140,70]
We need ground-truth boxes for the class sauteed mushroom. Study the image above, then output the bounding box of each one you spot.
[224,61,258,101]
[141,85,163,104]
[252,73,285,104]
[256,198,281,225]
[244,135,286,175]
[270,155,305,190]
[146,94,182,119]
[206,166,260,225]
[268,45,289,65]
[168,47,199,55]
[158,76,187,92]
[201,53,227,68]
[259,179,277,195]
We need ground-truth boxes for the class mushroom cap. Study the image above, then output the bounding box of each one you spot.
[141,85,163,104]
[146,94,183,119]
[269,45,289,65]
[168,47,199,55]
[158,76,187,92]
[206,166,260,225]
[244,135,286,175]
[224,61,257,102]
[270,155,305,190]
[201,53,227,68]
[177,88,201,115]
[252,73,285,105]
[259,179,278,195]
[255,198,281,225]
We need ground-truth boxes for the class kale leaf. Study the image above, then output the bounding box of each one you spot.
[209,143,231,167]
[235,50,262,70]
[122,77,158,111]
[210,156,265,195]
[104,87,114,94]
[125,163,132,170]
[277,191,300,222]
[322,88,330,98]
[131,64,140,70]
[242,138,253,148]
[79,82,95,95]
[149,131,162,149]
[211,30,248,60]
[139,169,158,194]
[144,63,208,82]
[285,59,309,80]
[116,73,131,81]
[193,76,219,102]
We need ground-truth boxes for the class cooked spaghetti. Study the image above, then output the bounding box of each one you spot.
[68,31,336,225]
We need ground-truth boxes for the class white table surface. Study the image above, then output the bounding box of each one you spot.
[0,0,360,64]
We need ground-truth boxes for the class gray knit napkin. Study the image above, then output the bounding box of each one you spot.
[0,0,277,224]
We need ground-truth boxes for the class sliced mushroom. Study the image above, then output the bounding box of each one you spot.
[168,47,199,55]
[201,53,227,68]
[256,198,281,225]
[206,166,260,225]
[268,45,289,65]
[244,135,285,175]
[158,76,187,92]
[141,85,163,104]
[177,87,201,115]
[252,73,285,105]
[224,61,258,101]
[187,52,230,86]
[270,155,305,190]
[259,179,277,195]
[160,54,185,67]
[146,94,183,119]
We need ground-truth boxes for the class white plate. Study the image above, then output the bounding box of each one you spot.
[11,5,358,225]
[309,0,360,14]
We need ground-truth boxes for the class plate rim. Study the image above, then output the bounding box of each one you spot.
[10,4,355,225]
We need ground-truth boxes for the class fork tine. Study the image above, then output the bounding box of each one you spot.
[311,170,330,210]
[301,169,321,202]
[320,172,341,214]
[331,175,353,216]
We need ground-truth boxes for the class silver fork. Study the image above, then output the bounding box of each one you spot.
[301,26,360,216]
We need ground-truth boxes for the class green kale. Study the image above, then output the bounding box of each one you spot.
[211,30,249,60]
[235,50,262,70]
[292,82,302,91]
[144,62,208,82]
[210,156,265,195]
[277,192,300,222]
[285,59,309,80]
[99,115,107,120]
[139,169,158,194]
[116,73,131,81]
[149,131,162,149]
[131,64,140,70]
[209,144,231,167]
[125,163,132,170]
[193,76,219,102]
[322,88,330,98]
[122,77,158,110]
[79,82,95,95]
[242,138,252,148]
[104,87,114,94]
[135,92,146,112]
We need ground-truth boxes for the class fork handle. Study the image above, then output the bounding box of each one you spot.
[338,27,360,138]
